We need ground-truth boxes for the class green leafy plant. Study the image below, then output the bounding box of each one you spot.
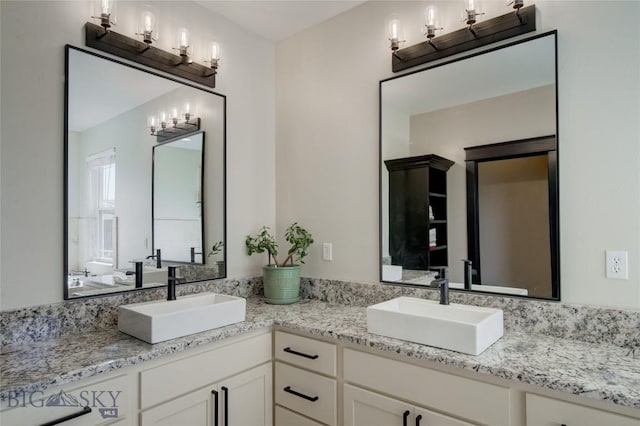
[207,241,224,257]
[245,223,314,267]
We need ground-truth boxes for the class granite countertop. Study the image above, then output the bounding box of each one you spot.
[1,298,639,410]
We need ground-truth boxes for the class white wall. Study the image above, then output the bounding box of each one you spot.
[276,0,640,309]
[0,0,275,309]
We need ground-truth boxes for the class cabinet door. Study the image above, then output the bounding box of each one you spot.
[526,394,640,426]
[414,406,476,426]
[219,363,272,426]
[344,384,412,426]
[141,387,212,426]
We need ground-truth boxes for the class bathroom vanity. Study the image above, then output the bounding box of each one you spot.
[1,291,639,426]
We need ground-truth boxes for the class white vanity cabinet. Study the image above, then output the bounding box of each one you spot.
[141,363,272,426]
[343,348,511,425]
[525,393,640,426]
[273,331,337,425]
[344,384,476,426]
[139,332,272,426]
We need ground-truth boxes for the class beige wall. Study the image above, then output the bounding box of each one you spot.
[478,156,551,298]
[276,1,640,309]
[0,0,276,309]
[407,85,555,283]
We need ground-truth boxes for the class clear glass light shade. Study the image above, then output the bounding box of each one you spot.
[388,18,401,40]
[147,115,157,127]
[177,28,190,48]
[425,5,439,27]
[170,107,179,120]
[98,0,114,14]
[464,0,480,13]
[159,111,167,124]
[139,10,157,34]
[210,42,220,62]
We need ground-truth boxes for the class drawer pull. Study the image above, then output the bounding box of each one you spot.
[39,406,92,426]
[212,390,219,426]
[283,346,319,360]
[402,410,410,426]
[283,385,319,402]
[222,386,229,426]
[415,414,422,426]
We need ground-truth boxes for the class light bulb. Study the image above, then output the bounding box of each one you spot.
[138,9,157,44]
[389,19,400,40]
[179,28,190,49]
[147,116,156,127]
[94,0,116,29]
[182,102,192,122]
[211,42,220,61]
[101,0,113,14]
[425,5,438,27]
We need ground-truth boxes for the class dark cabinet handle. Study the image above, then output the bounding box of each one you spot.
[283,386,319,402]
[39,406,92,426]
[415,414,422,426]
[283,347,319,360]
[222,386,229,426]
[402,410,410,426]
[212,390,219,426]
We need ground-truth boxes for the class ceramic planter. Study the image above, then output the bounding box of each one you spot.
[262,265,300,304]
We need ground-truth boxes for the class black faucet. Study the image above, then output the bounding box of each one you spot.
[146,249,162,269]
[430,267,450,305]
[167,266,178,301]
[134,261,144,288]
[462,259,473,290]
[190,247,202,264]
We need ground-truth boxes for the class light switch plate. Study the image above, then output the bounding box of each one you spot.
[606,250,628,280]
[323,243,333,261]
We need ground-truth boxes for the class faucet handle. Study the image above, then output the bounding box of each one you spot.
[430,266,448,280]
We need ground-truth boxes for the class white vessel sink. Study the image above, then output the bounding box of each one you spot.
[118,293,246,344]
[367,296,503,355]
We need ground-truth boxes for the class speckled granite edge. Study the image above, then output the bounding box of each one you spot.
[301,278,640,351]
[2,276,639,353]
[0,277,262,346]
[2,299,638,410]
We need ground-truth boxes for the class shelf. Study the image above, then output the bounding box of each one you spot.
[429,220,447,224]
[429,245,448,252]
[429,192,447,198]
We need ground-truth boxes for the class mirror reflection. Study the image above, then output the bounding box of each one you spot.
[65,46,226,299]
[380,32,559,300]
[153,132,204,264]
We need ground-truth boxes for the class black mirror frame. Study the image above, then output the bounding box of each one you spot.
[63,44,227,300]
[378,30,559,301]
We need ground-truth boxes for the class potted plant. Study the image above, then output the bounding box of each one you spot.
[208,241,225,277]
[245,223,314,304]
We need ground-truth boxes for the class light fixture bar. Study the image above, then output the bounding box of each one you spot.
[85,22,215,88]
[392,4,535,72]
[155,118,201,143]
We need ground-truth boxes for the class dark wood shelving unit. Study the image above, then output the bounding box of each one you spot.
[385,154,454,271]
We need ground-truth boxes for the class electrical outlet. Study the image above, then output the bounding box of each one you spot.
[606,250,628,280]
[323,243,333,261]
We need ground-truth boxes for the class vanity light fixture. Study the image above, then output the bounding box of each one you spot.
[148,105,200,143]
[92,0,116,31]
[175,28,192,65]
[423,5,443,44]
[205,42,221,76]
[388,18,405,58]
[136,9,157,47]
[391,2,536,72]
[85,18,218,87]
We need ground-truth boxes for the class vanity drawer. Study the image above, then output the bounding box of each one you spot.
[275,362,337,425]
[526,393,640,426]
[275,331,337,376]
[343,349,511,425]
[140,333,271,409]
[275,405,325,426]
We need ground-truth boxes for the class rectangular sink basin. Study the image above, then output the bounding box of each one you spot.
[118,293,246,344]
[367,297,503,355]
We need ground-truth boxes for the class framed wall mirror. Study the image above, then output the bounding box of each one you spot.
[64,45,226,299]
[380,31,559,300]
